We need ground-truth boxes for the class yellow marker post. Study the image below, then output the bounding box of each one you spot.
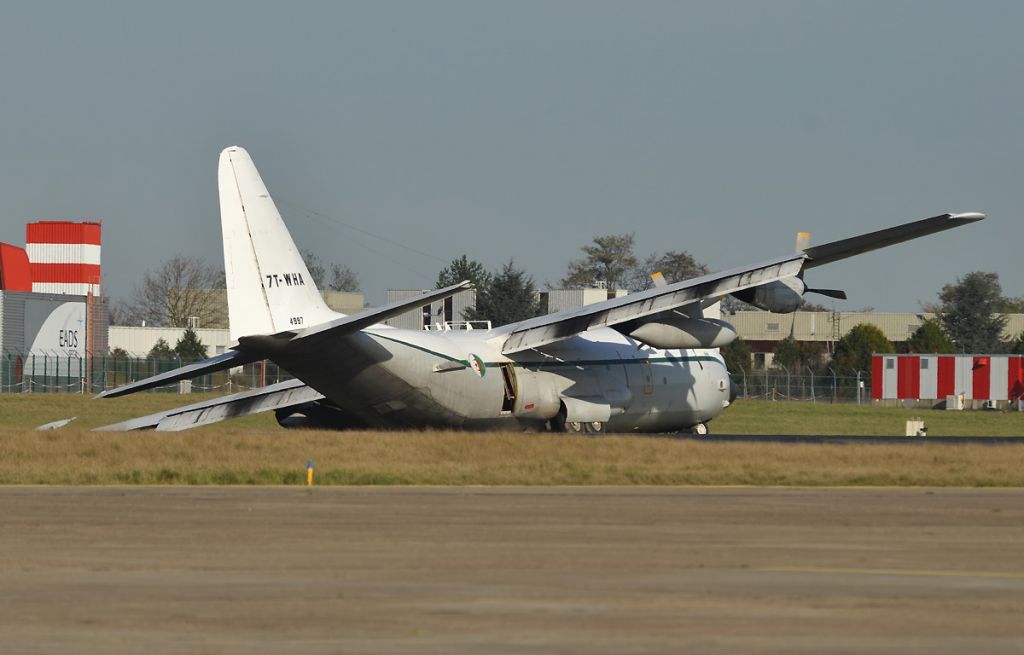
[306,459,314,487]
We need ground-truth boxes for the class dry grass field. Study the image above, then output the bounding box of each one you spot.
[6,392,1024,435]
[1,393,1023,486]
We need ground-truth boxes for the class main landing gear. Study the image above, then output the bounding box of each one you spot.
[565,420,605,435]
[550,406,605,434]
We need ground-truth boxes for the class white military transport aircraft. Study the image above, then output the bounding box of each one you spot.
[97,147,983,433]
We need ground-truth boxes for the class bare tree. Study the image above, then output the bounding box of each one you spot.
[105,297,134,326]
[122,255,226,328]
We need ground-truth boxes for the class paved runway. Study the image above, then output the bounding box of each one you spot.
[2,487,1023,654]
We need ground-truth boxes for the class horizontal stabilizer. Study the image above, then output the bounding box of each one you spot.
[95,379,323,431]
[802,212,984,269]
[95,349,260,399]
[36,417,77,431]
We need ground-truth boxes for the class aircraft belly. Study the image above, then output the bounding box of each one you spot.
[272,331,515,429]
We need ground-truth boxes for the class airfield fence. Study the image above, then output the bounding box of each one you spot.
[0,352,293,395]
[2,351,873,404]
[731,366,872,404]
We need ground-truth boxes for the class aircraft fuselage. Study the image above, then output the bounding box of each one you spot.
[272,325,732,432]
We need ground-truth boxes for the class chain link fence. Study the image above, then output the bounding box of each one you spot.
[730,366,872,404]
[2,352,871,404]
[0,352,293,394]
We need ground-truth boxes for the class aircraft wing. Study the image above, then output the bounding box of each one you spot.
[95,378,323,431]
[498,212,984,354]
[499,253,805,353]
[802,212,983,268]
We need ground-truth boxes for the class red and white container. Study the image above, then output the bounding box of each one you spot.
[873,353,1024,402]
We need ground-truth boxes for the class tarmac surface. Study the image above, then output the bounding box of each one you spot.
[2,486,1023,654]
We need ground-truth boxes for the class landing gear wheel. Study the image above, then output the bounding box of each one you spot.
[550,404,601,435]
[691,423,708,435]
[550,404,584,434]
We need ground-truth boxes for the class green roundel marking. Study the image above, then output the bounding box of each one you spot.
[469,354,486,377]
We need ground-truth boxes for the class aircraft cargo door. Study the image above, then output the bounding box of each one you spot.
[500,363,517,414]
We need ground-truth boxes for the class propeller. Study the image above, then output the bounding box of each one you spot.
[805,287,847,300]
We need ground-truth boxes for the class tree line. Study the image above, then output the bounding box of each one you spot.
[110,234,1022,370]
[110,232,709,329]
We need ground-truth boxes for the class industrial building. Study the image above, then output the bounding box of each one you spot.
[539,287,629,314]
[1,221,107,391]
[106,291,366,357]
[730,310,1024,369]
[385,288,480,330]
[384,287,630,331]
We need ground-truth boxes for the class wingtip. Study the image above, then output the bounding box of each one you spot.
[950,212,985,221]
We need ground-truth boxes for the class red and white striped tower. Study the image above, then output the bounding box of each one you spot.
[25,221,101,296]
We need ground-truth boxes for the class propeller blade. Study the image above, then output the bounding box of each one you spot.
[806,288,847,300]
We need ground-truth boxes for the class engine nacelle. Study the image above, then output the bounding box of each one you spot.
[629,316,737,349]
[731,276,805,313]
[513,369,562,419]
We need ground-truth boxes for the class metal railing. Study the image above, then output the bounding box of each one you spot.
[423,320,493,331]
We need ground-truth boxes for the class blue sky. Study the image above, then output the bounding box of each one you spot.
[1,1,1020,310]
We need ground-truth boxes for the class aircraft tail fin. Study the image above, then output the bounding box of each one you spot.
[218,146,338,341]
